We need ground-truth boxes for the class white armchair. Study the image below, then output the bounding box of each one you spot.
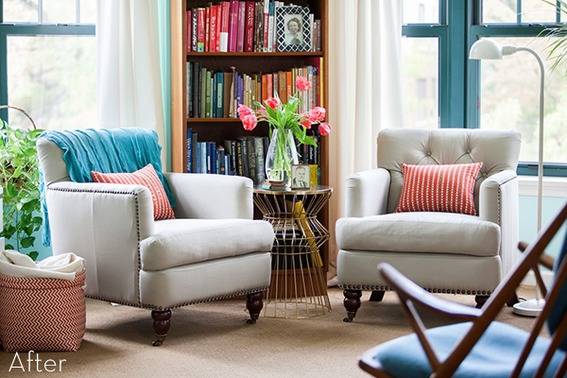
[37,138,274,345]
[336,128,521,322]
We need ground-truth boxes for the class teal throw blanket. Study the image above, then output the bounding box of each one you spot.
[39,128,174,246]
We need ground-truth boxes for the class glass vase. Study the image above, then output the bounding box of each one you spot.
[265,129,298,188]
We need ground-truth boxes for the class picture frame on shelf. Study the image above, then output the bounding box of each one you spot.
[291,164,311,189]
[275,6,312,52]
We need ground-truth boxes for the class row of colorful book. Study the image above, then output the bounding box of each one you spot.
[187,1,321,53]
[187,129,321,185]
[187,64,320,118]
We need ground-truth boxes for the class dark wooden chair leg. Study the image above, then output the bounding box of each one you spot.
[246,291,264,324]
[506,292,520,307]
[369,290,385,302]
[343,289,362,322]
[475,295,489,309]
[151,309,171,346]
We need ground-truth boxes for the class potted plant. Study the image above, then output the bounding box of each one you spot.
[543,0,567,73]
[237,76,331,188]
[0,106,43,260]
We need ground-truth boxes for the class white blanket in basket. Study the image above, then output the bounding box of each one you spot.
[0,251,84,280]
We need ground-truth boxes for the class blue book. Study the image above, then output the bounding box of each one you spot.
[200,142,207,173]
[187,128,193,173]
[195,142,201,173]
[191,131,198,173]
[235,73,243,108]
[209,142,217,174]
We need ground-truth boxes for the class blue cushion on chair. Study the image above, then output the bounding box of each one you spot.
[548,229,567,351]
[373,321,564,378]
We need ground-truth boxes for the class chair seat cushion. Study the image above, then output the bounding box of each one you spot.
[140,219,274,271]
[336,212,500,257]
[373,321,564,378]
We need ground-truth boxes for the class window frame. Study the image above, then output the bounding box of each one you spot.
[403,0,567,177]
[0,0,95,121]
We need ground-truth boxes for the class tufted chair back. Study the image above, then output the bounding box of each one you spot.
[377,128,521,213]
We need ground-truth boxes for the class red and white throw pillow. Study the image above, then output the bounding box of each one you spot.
[396,162,483,215]
[91,164,175,220]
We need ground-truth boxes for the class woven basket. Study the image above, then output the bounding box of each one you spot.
[0,270,86,352]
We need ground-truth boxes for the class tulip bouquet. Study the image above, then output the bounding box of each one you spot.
[237,76,331,186]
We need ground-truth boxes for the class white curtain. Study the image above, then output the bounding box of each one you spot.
[96,0,166,150]
[327,0,403,280]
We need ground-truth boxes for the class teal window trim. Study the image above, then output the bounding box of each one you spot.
[404,0,567,177]
[0,1,95,121]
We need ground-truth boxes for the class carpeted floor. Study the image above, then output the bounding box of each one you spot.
[0,288,537,377]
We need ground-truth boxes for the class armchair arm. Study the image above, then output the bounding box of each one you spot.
[166,173,253,219]
[46,181,154,304]
[345,168,390,217]
[378,263,482,321]
[479,170,519,275]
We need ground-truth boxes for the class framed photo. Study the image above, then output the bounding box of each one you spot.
[291,164,311,189]
[275,6,312,52]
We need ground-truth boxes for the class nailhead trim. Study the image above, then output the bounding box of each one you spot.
[338,284,492,296]
[86,287,268,310]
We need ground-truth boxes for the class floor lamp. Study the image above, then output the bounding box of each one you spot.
[469,38,545,317]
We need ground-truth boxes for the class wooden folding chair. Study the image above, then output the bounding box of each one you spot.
[359,203,567,378]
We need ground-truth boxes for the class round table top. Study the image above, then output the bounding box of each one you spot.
[253,184,333,195]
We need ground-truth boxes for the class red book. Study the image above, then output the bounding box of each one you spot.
[228,1,239,52]
[220,2,230,52]
[244,1,255,52]
[205,6,210,52]
[286,71,292,100]
[196,8,206,52]
[210,5,218,52]
[215,5,222,52]
[186,10,192,52]
[237,2,246,52]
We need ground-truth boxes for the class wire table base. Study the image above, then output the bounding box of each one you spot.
[254,186,332,319]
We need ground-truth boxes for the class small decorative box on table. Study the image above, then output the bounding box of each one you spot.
[253,185,332,318]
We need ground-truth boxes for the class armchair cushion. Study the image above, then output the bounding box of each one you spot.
[140,219,274,271]
[396,163,482,215]
[372,321,564,378]
[336,212,500,257]
[92,164,175,220]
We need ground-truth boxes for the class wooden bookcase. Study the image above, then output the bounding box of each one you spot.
[170,0,330,271]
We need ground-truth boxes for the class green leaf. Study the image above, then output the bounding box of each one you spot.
[5,244,14,250]
[27,251,39,261]
[20,236,35,248]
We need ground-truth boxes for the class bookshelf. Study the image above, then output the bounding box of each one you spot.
[171,0,329,271]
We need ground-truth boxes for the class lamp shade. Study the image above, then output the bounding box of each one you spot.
[469,39,503,60]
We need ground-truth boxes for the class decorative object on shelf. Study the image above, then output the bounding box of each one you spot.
[253,185,332,319]
[469,38,546,318]
[0,105,42,261]
[275,5,312,52]
[291,164,311,189]
[238,76,330,188]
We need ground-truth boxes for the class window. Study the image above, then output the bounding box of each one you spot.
[402,0,567,176]
[0,0,96,130]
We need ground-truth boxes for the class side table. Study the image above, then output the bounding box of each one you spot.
[253,185,332,318]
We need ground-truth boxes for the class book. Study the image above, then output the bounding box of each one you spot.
[210,4,218,52]
[228,0,239,52]
[244,1,255,52]
[237,1,246,52]
[196,8,206,52]
[205,6,210,52]
[220,1,230,52]
[191,10,198,51]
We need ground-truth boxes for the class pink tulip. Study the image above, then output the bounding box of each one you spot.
[237,104,254,119]
[265,97,280,109]
[242,114,258,131]
[295,76,312,92]
[318,122,331,136]
[308,106,326,122]
[300,117,312,129]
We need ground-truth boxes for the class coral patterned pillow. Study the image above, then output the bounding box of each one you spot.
[91,164,175,220]
[396,162,483,215]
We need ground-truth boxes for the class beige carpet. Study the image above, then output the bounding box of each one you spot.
[0,288,537,377]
